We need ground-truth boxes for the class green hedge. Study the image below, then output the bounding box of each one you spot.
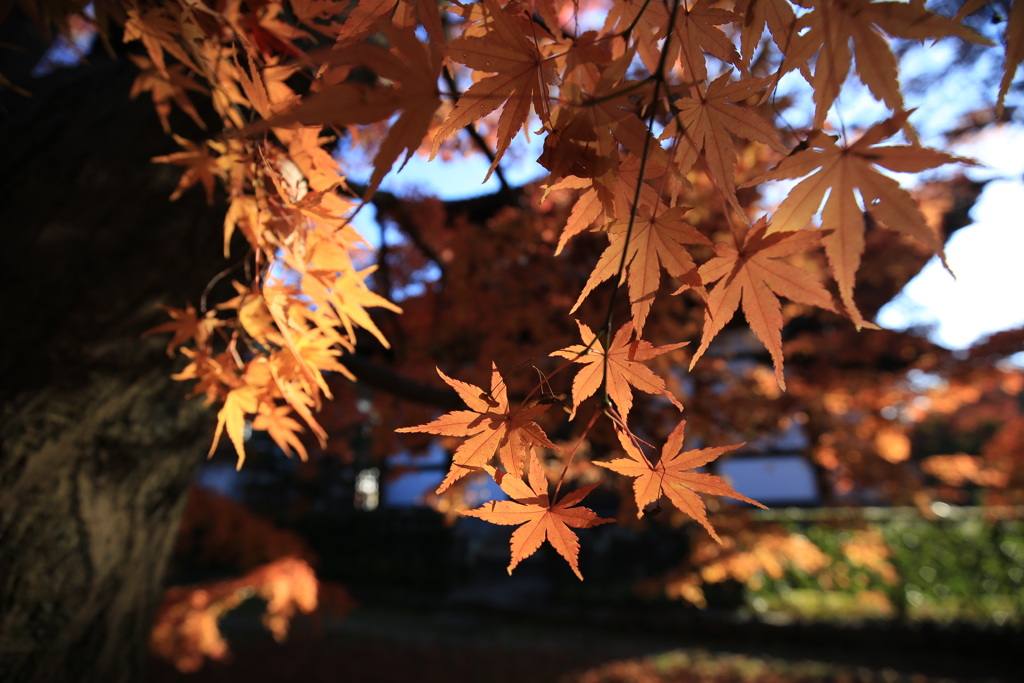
[747,507,1024,626]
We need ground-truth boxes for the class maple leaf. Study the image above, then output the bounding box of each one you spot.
[688,218,837,390]
[546,177,604,254]
[551,321,685,421]
[128,55,208,134]
[232,54,300,121]
[321,0,444,46]
[296,236,402,349]
[396,364,556,492]
[597,421,765,543]
[539,47,656,181]
[143,303,220,357]
[266,351,330,446]
[171,347,237,405]
[276,127,351,199]
[462,459,613,579]
[222,195,268,256]
[783,0,990,128]
[256,23,441,199]
[747,112,974,326]
[734,0,801,65]
[665,75,785,213]
[665,0,742,83]
[997,0,1024,115]
[602,0,670,74]
[238,1,312,60]
[123,5,203,79]
[570,205,709,332]
[152,135,228,204]
[210,385,260,467]
[431,0,559,179]
[545,26,612,87]
[252,404,308,461]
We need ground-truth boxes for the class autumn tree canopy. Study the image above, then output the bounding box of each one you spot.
[8,0,1023,584]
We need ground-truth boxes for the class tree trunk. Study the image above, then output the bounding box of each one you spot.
[0,33,224,682]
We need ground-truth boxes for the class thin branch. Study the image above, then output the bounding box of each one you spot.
[599,0,682,408]
[581,77,655,107]
[552,407,602,501]
[337,354,462,410]
[620,0,656,40]
[374,211,394,301]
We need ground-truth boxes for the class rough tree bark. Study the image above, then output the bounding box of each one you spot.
[0,28,224,683]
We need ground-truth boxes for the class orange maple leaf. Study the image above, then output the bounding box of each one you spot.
[539,48,663,188]
[128,55,208,134]
[748,112,973,326]
[143,303,220,357]
[782,0,989,128]
[210,385,260,467]
[252,404,309,461]
[734,0,800,65]
[551,321,685,421]
[665,0,742,83]
[665,75,785,213]
[547,178,603,254]
[600,0,670,73]
[123,6,203,79]
[688,218,837,389]
[171,347,236,406]
[257,23,441,199]
[462,459,613,579]
[238,1,312,60]
[152,135,229,204]
[597,421,765,543]
[431,0,559,179]
[297,260,401,351]
[396,364,556,492]
[323,0,445,46]
[570,205,709,332]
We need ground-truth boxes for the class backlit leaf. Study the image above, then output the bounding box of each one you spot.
[597,421,765,543]
[462,458,613,579]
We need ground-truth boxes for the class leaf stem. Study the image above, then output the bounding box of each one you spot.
[580,78,654,108]
[599,0,682,409]
[552,407,602,501]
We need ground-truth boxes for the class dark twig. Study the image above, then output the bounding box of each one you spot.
[599,0,682,407]
[441,66,511,192]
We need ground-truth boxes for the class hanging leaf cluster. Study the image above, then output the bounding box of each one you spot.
[102,0,1018,578]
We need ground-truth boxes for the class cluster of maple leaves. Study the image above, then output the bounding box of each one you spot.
[101,0,1022,578]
